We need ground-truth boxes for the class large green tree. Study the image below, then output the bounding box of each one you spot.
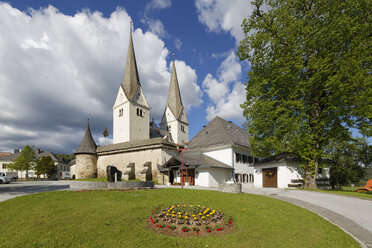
[325,138,371,189]
[7,145,36,179]
[36,156,57,178]
[238,0,371,188]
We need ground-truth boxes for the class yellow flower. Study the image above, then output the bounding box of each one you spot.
[166,213,169,216]
[199,213,202,215]
[162,211,165,214]
[185,216,188,219]
[194,217,197,220]
[177,205,180,207]
[178,212,181,214]
[197,205,200,207]
[206,214,209,217]
[190,205,193,207]
[202,216,205,219]
[179,215,181,218]
[172,214,175,217]
[183,204,186,207]
[167,209,170,212]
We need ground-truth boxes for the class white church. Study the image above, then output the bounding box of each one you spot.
[70,24,329,188]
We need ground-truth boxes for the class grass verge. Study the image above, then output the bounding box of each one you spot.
[0,189,359,248]
[302,187,372,199]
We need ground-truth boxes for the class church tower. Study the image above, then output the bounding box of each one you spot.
[160,58,189,144]
[74,120,98,179]
[113,22,150,144]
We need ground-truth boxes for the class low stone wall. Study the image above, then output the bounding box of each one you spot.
[218,183,242,193]
[69,181,154,190]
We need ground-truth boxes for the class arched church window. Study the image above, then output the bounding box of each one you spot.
[136,108,139,116]
[140,109,143,117]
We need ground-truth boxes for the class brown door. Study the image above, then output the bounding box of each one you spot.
[262,167,277,188]
[182,169,195,186]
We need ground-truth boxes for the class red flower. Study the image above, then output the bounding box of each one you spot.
[196,232,199,234]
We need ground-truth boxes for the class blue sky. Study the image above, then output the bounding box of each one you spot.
[0,0,254,153]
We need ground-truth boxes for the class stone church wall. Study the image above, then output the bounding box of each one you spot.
[75,154,98,179]
[97,148,176,184]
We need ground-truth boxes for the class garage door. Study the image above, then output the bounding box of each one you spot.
[262,167,277,188]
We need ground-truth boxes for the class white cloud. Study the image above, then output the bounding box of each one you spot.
[174,38,182,50]
[195,0,254,43]
[145,0,172,11]
[202,51,245,122]
[0,3,201,153]
[141,18,168,38]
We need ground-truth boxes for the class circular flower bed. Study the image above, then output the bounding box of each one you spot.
[148,204,233,236]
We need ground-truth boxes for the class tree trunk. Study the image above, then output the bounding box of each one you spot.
[303,161,318,189]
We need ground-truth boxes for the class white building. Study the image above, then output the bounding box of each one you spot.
[254,153,330,189]
[159,116,256,187]
[0,149,70,179]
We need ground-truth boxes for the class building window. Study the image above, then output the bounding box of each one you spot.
[137,108,143,117]
[119,108,123,117]
[317,168,322,174]
[235,173,240,182]
[2,164,6,169]
[235,153,242,163]
[168,125,171,131]
[249,174,254,183]
[181,125,185,132]
[242,155,247,163]
[248,156,253,164]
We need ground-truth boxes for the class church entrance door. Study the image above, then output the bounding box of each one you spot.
[182,169,195,186]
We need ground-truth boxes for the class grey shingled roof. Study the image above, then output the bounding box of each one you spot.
[161,153,232,170]
[121,25,141,101]
[74,122,97,155]
[0,150,59,162]
[187,116,250,150]
[96,137,178,154]
[149,121,172,140]
[166,60,184,121]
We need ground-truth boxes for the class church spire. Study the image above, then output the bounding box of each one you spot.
[75,119,97,155]
[121,21,140,101]
[166,58,184,120]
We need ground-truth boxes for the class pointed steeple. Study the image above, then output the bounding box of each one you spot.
[166,57,184,120]
[75,119,97,155]
[121,21,140,101]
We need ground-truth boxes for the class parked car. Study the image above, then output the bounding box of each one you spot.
[0,172,17,181]
[0,175,11,184]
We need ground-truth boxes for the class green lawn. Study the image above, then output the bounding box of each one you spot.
[303,187,372,199]
[0,189,359,248]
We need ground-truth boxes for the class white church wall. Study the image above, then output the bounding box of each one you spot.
[203,148,233,166]
[113,87,130,144]
[129,103,149,141]
[97,147,177,181]
[195,169,209,187]
[160,107,188,145]
[208,168,232,187]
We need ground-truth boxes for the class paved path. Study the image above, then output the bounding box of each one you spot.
[0,181,70,202]
[241,187,372,248]
[1,182,371,247]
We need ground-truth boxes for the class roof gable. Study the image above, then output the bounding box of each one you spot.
[187,116,250,150]
[74,121,97,155]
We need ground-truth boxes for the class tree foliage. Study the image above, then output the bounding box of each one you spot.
[325,138,371,189]
[102,127,109,142]
[238,0,371,188]
[35,156,56,178]
[7,145,36,179]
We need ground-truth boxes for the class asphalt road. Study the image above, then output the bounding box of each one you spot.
[0,180,70,202]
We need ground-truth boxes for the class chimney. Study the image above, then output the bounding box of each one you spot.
[14,149,19,154]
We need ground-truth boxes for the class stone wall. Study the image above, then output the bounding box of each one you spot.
[69,181,154,189]
[97,148,176,184]
[75,154,98,179]
[218,182,242,193]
